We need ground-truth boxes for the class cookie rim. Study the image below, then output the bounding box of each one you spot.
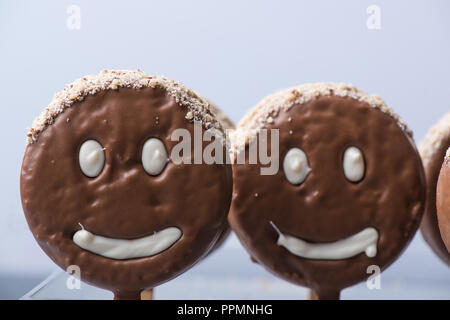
[419,112,450,167]
[27,70,228,144]
[231,83,412,151]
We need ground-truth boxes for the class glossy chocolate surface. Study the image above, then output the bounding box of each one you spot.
[229,95,425,297]
[21,87,232,298]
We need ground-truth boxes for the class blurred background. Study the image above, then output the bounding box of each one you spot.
[0,0,449,299]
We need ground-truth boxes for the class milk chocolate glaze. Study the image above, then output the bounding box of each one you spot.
[229,95,426,299]
[420,136,450,265]
[437,156,450,253]
[21,87,232,299]
[204,108,235,256]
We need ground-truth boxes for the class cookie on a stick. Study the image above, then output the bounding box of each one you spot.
[20,70,233,299]
[436,147,450,253]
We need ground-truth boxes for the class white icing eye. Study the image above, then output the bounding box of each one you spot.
[79,140,105,178]
[343,146,365,182]
[283,147,311,185]
[142,138,168,176]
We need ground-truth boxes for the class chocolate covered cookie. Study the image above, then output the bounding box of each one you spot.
[437,148,450,253]
[229,83,426,299]
[20,70,233,299]
[419,112,450,265]
[205,103,235,253]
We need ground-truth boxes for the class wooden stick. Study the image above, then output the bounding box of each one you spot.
[308,288,340,300]
[140,288,154,300]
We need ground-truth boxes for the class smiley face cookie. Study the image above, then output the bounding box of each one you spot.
[229,83,426,299]
[419,112,450,265]
[437,148,450,253]
[20,70,233,299]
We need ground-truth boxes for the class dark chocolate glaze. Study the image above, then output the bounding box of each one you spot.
[420,134,450,265]
[21,87,232,299]
[437,157,450,253]
[229,95,426,298]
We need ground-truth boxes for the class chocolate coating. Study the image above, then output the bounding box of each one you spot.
[437,156,450,253]
[420,135,450,265]
[229,95,426,297]
[21,87,232,298]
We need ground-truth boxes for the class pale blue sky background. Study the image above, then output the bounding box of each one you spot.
[0,0,449,299]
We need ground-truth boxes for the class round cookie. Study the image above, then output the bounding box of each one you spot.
[205,103,235,253]
[436,147,450,253]
[20,70,233,299]
[419,112,450,265]
[229,83,426,299]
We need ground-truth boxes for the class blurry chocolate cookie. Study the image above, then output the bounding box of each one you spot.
[229,83,426,299]
[206,102,235,253]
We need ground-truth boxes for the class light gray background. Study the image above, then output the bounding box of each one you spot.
[0,0,449,299]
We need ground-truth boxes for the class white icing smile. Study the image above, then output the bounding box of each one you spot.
[73,225,182,260]
[269,222,378,260]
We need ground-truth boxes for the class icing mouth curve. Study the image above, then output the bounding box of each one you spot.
[73,225,182,260]
[269,221,378,260]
